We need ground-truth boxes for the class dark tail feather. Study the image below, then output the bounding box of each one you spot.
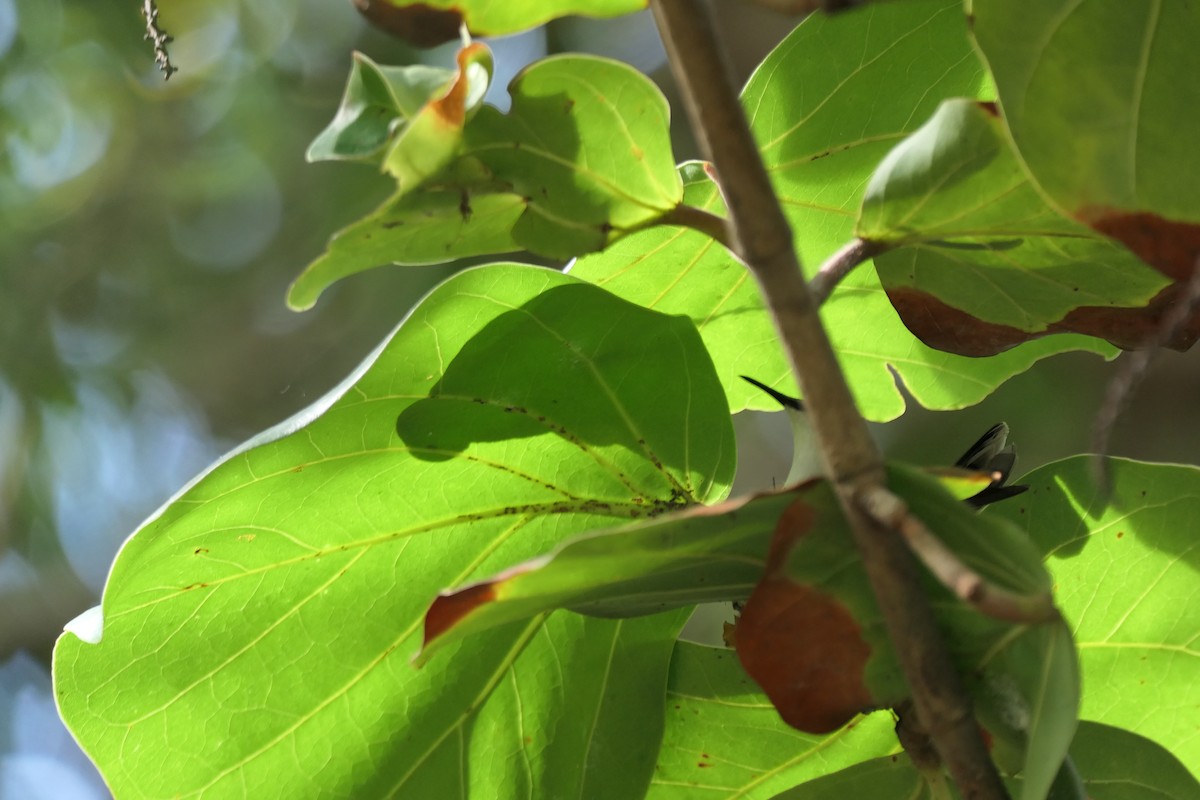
[740,375,803,411]
[955,422,1028,509]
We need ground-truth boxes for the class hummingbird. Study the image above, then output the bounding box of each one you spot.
[740,376,1028,508]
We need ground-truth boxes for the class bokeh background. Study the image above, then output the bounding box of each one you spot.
[1,1,1196,795]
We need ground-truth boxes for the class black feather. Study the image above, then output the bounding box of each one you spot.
[740,375,803,411]
[955,422,1028,508]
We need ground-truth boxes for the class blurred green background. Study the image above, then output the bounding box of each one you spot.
[1,0,1195,795]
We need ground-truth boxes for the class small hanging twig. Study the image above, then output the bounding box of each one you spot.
[1091,256,1200,494]
[141,0,178,80]
[856,484,1059,624]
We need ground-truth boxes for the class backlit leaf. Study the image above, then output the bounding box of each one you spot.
[650,642,897,800]
[293,53,681,309]
[54,264,733,797]
[306,46,492,174]
[988,457,1200,780]
[860,99,1169,356]
[464,54,682,257]
[571,1,1114,418]
[970,1,1200,348]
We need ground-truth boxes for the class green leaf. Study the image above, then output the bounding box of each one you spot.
[382,44,494,188]
[308,46,493,183]
[419,458,1075,797]
[650,642,898,800]
[859,99,1169,356]
[307,53,452,164]
[288,188,525,311]
[988,457,1200,780]
[970,1,1200,345]
[766,755,928,800]
[969,1,1200,224]
[969,607,1079,800]
[54,264,734,797]
[450,609,691,800]
[768,721,1200,800]
[361,0,646,42]
[1036,722,1200,800]
[420,490,799,663]
[293,53,681,309]
[464,54,682,257]
[571,1,1115,418]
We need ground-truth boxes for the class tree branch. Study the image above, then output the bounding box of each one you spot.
[649,2,1008,797]
[809,237,889,306]
[659,203,734,250]
[856,485,1059,624]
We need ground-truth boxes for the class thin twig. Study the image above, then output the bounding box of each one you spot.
[857,485,1059,624]
[809,237,889,305]
[649,2,1008,798]
[660,203,734,250]
[1091,256,1200,493]
[141,0,178,80]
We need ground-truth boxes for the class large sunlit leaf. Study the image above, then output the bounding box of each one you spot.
[859,99,1170,356]
[356,0,646,46]
[988,457,1200,780]
[54,264,734,797]
[650,642,898,800]
[570,1,1114,418]
[293,53,681,310]
[439,608,691,800]
[970,1,1200,349]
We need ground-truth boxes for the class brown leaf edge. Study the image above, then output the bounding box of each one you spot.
[353,1,465,48]
[884,211,1200,357]
[419,490,781,660]
[734,498,877,734]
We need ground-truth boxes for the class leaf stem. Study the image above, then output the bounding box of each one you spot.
[649,2,1008,797]
[659,203,733,250]
[856,485,1059,624]
[809,237,889,306]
